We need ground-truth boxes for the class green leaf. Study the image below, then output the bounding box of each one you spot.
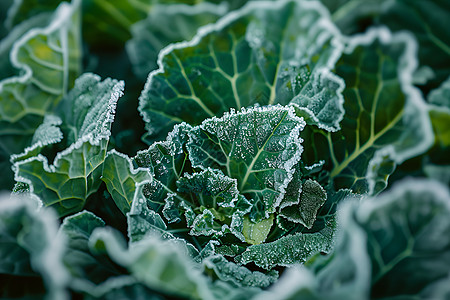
[203,254,278,288]
[59,210,126,289]
[279,179,327,229]
[126,2,227,80]
[134,122,192,189]
[328,0,450,89]
[0,193,69,299]
[428,76,450,108]
[102,150,152,215]
[188,105,305,221]
[235,220,335,270]
[139,0,344,140]
[167,168,251,241]
[302,28,434,194]
[89,227,216,300]
[12,73,124,216]
[0,0,82,190]
[269,178,450,300]
[356,179,450,298]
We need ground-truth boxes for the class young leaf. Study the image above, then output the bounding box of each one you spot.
[279,179,327,229]
[139,0,344,140]
[12,73,124,216]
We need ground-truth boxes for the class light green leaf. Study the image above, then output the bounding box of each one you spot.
[0,0,82,190]
[188,105,305,221]
[302,28,434,194]
[102,150,152,215]
[235,220,335,270]
[139,0,344,140]
[12,73,124,216]
[242,214,274,245]
[0,193,69,300]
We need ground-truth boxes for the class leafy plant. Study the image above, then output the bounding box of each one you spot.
[0,0,449,299]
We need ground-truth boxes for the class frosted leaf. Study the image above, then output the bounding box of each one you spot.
[203,254,278,288]
[235,225,334,269]
[102,150,152,215]
[139,0,344,140]
[301,28,434,195]
[12,73,124,216]
[0,0,82,188]
[31,115,63,146]
[188,105,305,221]
[0,193,68,299]
[279,179,327,229]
